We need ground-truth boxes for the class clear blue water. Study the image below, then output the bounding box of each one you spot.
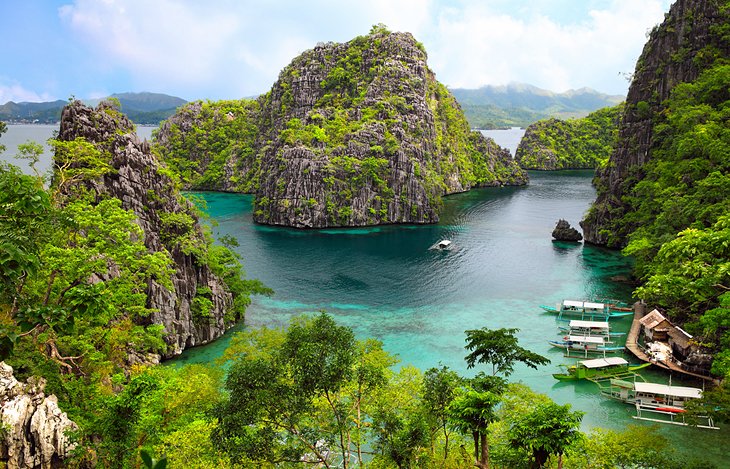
[4,125,725,462]
[175,169,730,463]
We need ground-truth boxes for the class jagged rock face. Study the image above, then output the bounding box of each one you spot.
[57,101,234,357]
[155,29,527,228]
[551,219,583,242]
[0,362,77,469]
[582,0,729,246]
[254,30,526,228]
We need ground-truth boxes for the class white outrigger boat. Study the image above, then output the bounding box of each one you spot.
[600,379,719,429]
[540,300,633,320]
[548,335,624,357]
[429,239,452,251]
[557,319,626,338]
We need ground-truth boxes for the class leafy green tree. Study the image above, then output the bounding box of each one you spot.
[0,164,53,317]
[464,327,550,376]
[15,140,45,178]
[213,313,374,468]
[448,388,500,469]
[563,424,715,469]
[507,402,583,469]
[422,366,462,461]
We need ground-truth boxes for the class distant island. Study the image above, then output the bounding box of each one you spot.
[515,104,623,170]
[449,83,624,129]
[0,91,187,125]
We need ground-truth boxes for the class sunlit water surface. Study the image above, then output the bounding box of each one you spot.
[3,125,726,463]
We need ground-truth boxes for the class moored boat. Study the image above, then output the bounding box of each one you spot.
[557,319,626,338]
[548,335,624,356]
[552,356,650,381]
[600,379,719,429]
[540,300,633,319]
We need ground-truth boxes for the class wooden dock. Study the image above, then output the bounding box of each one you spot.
[625,304,719,383]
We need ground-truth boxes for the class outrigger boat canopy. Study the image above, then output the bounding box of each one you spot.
[569,320,610,329]
[567,335,605,345]
[581,357,628,368]
[633,382,703,399]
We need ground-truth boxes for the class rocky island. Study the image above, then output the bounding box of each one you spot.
[155,25,527,228]
[515,104,622,170]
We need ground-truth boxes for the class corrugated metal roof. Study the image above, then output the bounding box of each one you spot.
[667,327,692,348]
[580,357,628,368]
[634,382,702,399]
[639,309,668,329]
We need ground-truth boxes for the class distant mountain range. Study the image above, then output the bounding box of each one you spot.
[1,84,622,129]
[0,92,187,125]
[449,83,624,129]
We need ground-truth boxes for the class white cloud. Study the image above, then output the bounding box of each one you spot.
[54,0,671,99]
[0,82,56,103]
[424,0,669,94]
[59,0,240,95]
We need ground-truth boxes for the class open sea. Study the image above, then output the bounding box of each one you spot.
[2,124,726,463]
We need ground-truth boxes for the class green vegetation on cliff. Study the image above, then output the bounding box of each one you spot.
[154,25,526,228]
[582,0,730,378]
[0,102,268,466]
[620,64,730,374]
[153,99,261,191]
[515,104,623,170]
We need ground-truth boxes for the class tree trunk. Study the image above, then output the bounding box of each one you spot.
[473,432,480,467]
[480,432,489,469]
[558,453,563,469]
[443,423,449,462]
[531,448,549,469]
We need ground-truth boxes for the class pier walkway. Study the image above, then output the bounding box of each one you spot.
[625,304,718,383]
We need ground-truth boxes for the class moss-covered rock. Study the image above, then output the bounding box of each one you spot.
[515,104,622,170]
[581,0,730,247]
[155,25,527,228]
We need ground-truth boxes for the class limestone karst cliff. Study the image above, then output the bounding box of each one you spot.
[581,0,730,246]
[56,101,240,357]
[515,105,622,170]
[0,362,77,469]
[155,26,527,228]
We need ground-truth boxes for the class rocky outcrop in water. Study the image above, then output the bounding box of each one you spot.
[581,0,730,246]
[155,26,527,228]
[0,362,77,468]
[57,101,236,357]
[515,105,622,170]
[552,219,583,242]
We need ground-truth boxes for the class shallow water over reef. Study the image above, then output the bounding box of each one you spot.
[176,168,729,463]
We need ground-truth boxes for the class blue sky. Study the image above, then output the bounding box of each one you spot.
[1,0,672,103]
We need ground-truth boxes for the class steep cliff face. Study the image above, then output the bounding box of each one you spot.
[155,27,526,228]
[0,362,77,469]
[515,105,622,170]
[57,101,236,356]
[582,0,730,245]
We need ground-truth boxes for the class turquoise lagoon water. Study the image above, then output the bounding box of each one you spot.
[175,170,730,462]
[4,125,726,461]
